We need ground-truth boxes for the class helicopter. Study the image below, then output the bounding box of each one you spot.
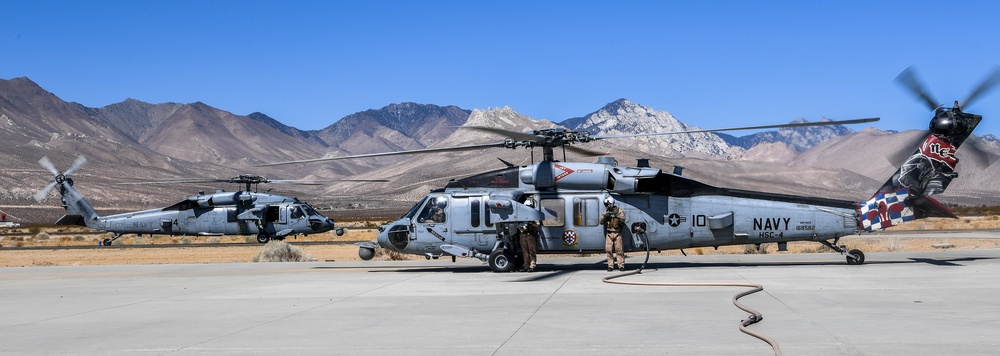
[33,156,345,246]
[262,68,998,272]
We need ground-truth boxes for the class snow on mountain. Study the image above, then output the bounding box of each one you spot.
[561,99,737,158]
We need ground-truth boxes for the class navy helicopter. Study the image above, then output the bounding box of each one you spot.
[264,68,997,272]
[33,156,345,246]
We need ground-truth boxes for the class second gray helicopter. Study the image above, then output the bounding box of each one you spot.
[34,156,341,246]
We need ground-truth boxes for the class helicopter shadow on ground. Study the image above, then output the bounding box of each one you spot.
[312,255,998,282]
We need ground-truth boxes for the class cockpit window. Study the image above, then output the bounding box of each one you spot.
[290,206,304,219]
[404,197,429,219]
[302,205,322,217]
[417,197,447,223]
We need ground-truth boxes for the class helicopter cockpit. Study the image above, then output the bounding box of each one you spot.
[416,197,447,223]
[377,194,455,255]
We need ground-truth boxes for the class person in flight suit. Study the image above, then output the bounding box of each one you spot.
[600,196,626,271]
[517,221,539,272]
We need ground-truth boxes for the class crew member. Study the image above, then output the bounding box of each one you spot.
[518,220,539,272]
[600,196,626,271]
[421,198,446,223]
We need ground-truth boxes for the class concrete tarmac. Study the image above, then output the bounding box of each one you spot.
[2,249,999,355]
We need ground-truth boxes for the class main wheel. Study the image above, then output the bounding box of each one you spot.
[257,234,270,244]
[846,249,865,265]
[488,249,516,273]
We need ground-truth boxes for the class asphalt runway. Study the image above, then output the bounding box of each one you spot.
[2,249,999,355]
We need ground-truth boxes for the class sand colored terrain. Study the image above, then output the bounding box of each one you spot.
[3,218,1000,268]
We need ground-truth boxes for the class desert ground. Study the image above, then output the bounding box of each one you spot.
[2,217,1000,268]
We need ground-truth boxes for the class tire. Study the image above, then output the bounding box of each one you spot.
[257,234,270,244]
[488,249,516,273]
[847,249,865,265]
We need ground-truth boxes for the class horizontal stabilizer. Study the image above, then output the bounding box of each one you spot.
[54,214,86,226]
[909,195,958,219]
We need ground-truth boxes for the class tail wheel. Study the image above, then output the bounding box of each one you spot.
[847,249,865,265]
[488,249,516,273]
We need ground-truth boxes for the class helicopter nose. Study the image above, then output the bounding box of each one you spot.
[376,225,393,249]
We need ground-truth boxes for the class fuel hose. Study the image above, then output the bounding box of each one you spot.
[602,232,783,356]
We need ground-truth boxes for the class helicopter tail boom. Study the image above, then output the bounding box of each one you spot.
[54,177,102,228]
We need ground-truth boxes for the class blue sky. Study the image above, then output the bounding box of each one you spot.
[3,1,1000,135]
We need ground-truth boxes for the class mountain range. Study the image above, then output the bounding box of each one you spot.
[2,77,999,223]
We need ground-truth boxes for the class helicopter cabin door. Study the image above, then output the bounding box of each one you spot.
[537,195,604,252]
[449,195,494,249]
[264,206,287,224]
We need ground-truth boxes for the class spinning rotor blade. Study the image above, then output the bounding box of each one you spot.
[961,136,1000,168]
[38,156,58,176]
[592,117,880,140]
[256,142,507,167]
[886,130,931,167]
[895,66,940,111]
[960,66,1000,109]
[33,181,58,203]
[64,155,88,176]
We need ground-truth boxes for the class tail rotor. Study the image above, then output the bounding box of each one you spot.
[34,156,87,203]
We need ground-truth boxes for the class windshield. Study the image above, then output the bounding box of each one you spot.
[301,205,322,217]
[403,196,429,219]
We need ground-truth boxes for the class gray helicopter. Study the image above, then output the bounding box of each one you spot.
[33,156,343,246]
[264,69,997,272]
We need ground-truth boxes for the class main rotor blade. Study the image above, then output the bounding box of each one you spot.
[268,179,389,184]
[33,181,57,203]
[458,126,545,142]
[38,156,59,176]
[63,155,88,176]
[256,142,508,167]
[565,144,608,157]
[118,177,390,185]
[960,66,1000,109]
[895,66,940,111]
[116,178,227,185]
[592,117,879,140]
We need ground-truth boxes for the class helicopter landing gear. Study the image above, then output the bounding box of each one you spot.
[488,249,516,273]
[819,239,865,265]
[256,234,270,244]
[101,233,123,246]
